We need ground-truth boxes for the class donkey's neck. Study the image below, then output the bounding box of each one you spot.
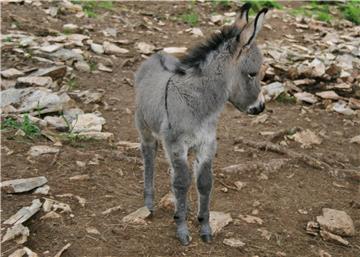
[175,59,229,124]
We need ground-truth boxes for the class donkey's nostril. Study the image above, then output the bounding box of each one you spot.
[248,103,265,115]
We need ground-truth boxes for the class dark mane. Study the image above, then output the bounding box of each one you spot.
[175,25,241,75]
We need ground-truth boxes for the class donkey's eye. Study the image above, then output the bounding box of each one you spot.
[248,73,257,79]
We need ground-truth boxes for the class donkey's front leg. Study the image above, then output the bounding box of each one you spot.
[194,140,216,243]
[166,142,192,245]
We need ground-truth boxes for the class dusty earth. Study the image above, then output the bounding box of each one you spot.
[1,1,359,257]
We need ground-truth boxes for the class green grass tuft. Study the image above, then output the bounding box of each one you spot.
[181,11,199,27]
[71,0,113,18]
[1,114,41,138]
[67,78,77,90]
[276,92,296,104]
[341,0,360,25]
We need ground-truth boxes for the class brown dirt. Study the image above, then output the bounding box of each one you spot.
[1,1,359,257]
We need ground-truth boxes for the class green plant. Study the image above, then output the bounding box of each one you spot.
[276,92,296,104]
[316,11,332,22]
[3,36,12,42]
[211,0,230,8]
[341,0,360,25]
[181,11,199,26]
[89,61,97,71]
[71,1,113,18]
[63,28,73,35]
[1,115,41,138]
[247,0,282,15]
[67,78,77,90]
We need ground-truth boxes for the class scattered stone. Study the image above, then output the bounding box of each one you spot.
[350,135,360,144]
[320,229,349,246]
[234,181,246,191]
[309,59,326,77]
[257,228,272,240]
[75,195,86,207]
[98,63,113,72]
[210,14,224,24]
[102,205,122,215]
[319,249,332,257]
[86,226,100,235]
[103,41,129,54]
[39,44,63,53]
[293,79,316,86]
[75,61,90,72]
[238,214,264,225]
[209,211,232,235]
[122,206,151,225]
[91,43,104,54]
[54,243,71,257]
[316,208,355,236]
[69,175,90,181]
[223,238,245,248]
[163,47,187,54]
[30,66,66,80]
[33,185,50,195]
[306,221,320,236]
[50,48,83,61]
[292,129,322,148]
[72,90,103,104]
[251,113,268,125]
[1,176,47,193]
[76,161,86,167]
[189,27,204,37]
[136,42,156,55]
[263,82,285,101]
[2,224,30,244]
[71,113,105,133]
[4,199,42,225]
[16,76,53,88]
[8,247,38,257]
[102,28,117,37]
[315,91,341,100]
[1,68,24,79]
[78,131,114,140]
[332,101,356,115]
[28,145,59,157]
[116,141,141,149]
[44,116,68,131]
[63,23,78,32]
[40,211,61,220]
[19,37,34,47]
[159,192,176,211]
[294,92,318,104]
[349,98,360,110]
[43,198,71,213]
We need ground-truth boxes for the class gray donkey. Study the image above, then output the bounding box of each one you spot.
[134,4,268,245]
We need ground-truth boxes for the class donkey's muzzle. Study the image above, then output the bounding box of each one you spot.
[247,102,265,115]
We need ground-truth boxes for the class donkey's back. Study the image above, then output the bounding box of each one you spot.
[134,52,179,134]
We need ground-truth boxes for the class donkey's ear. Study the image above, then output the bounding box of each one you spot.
[240,8,268,48]
[234,2,251,29]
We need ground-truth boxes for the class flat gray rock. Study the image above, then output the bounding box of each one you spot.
[317,208,355,236]
[1,176,48,193]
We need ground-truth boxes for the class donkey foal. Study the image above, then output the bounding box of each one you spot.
[134,4,268,245]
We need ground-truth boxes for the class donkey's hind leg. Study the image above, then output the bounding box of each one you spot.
[164,139,192,246]
[139,128,158,212]
[194,139,216,243]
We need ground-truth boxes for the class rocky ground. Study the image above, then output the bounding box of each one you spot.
[1,1,359,257]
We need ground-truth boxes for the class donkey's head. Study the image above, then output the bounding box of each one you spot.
[227,4,268,115]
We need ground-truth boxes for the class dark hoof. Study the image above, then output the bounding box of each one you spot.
[177,234,191,246]
[200,234,213,243]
